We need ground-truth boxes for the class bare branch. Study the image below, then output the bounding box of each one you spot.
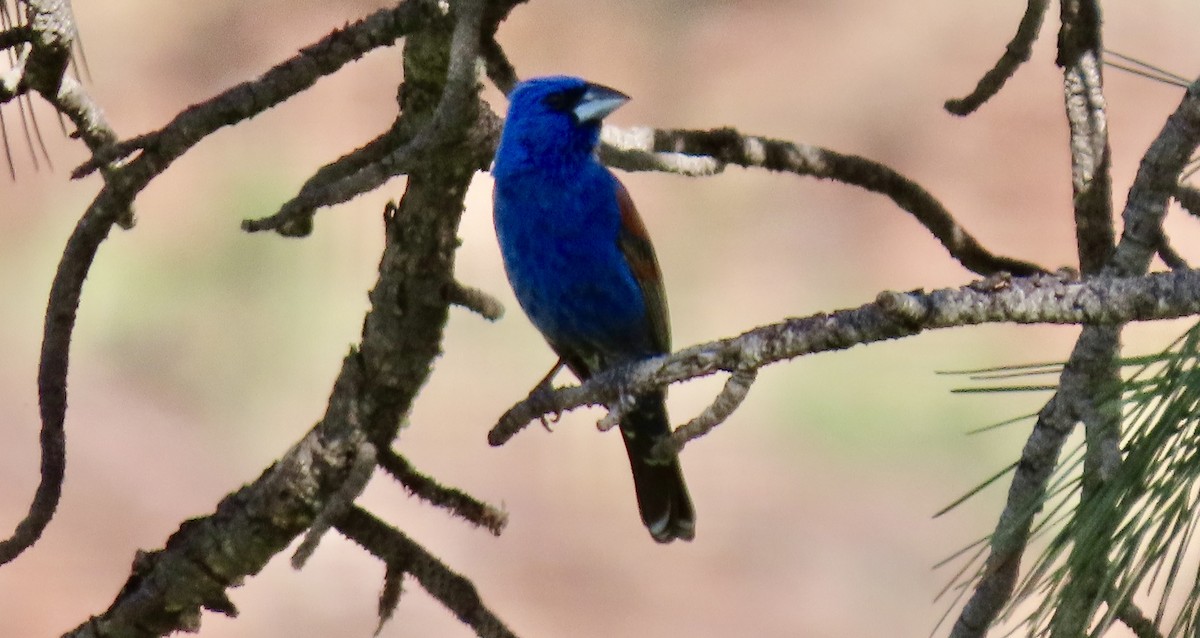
[1157,234,1189,270]
[1174,183,1200,218]
[64,360,377,637]
[945,0,1049,115]
[1112,599,1165,638]
[292,440,378,569]
[0,0,131,565]
[950,374,1079,638]
[243,0,490,236]
[48,4,505,633]
[600,125,724,176]
[336,507,517,638]
[490,270,1200,449]
[0,24,31,50]
[603,125,1047,277]
[72,0,446,180]
[481,35,517,95]
[1110,86,1200,277]
[377,448,508,536]
[446,279,505,321]
[655,367,757,457]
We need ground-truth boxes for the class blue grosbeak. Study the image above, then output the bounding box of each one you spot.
[492,76,695,543]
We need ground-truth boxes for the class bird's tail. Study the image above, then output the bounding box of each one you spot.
[620,391,695,543]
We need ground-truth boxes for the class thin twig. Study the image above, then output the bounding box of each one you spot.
[0,0,125,566]
[945,0,1049,115]
[377,448,507,536]
[655,367,757,456]
[1156,235,1189,270]
[336,507,517,638]
[72,0,446,180]
[446,280,505,321]
[292,440,378,569]
[242,0,489,235]
[1175,183,1200,218]
[1112,598,1165,638]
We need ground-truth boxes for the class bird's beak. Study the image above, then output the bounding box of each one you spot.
[572,83,630,123]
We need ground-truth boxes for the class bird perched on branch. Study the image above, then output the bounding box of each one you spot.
[492,76,695,543]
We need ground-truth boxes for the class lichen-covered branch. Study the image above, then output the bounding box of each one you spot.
[1051,3,1120,633]
[1059,0,1114,275]
[490,269,1200,450]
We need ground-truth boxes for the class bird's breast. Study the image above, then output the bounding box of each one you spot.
[493,175,652,356]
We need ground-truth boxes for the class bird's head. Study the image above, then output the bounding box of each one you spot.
[493,75,629,178]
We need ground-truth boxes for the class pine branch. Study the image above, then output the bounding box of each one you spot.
[491,270,1200,450]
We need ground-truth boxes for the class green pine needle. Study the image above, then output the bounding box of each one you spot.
[938,319,1200,636]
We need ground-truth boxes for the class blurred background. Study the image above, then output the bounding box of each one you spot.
[2,1,1199,636]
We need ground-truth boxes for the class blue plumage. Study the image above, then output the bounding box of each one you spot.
[493,76,695,542]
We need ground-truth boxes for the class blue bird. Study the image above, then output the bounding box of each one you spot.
[492,76,695,543]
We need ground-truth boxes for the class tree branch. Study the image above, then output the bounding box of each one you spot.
[490,269,1200,450]
[1059,0,1114,275]
[603,125,1048,277]
[945,0,1049,115]
[1052,4,1120,633]
[377,447,508,536]
[335,506,517,638]
[952,70,1200,638]
[48,2,506,635]
[72,0,447,181]
[0,0,127,567]
[242,0,492,236]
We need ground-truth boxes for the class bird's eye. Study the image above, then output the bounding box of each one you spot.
[542,86,587,112]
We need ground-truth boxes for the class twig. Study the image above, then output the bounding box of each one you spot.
[241,117,410,236]
[446,280,505,321]
[241,0,487,236]
[335,507,517,638]
[1157,234,1189,270]
[1112,599,1164,638]
[59,1,510,632]
[72,0,447,180]
[0,0,126,566]
[655,367,757,457]
[945,0,1049,115]
[1059,0,1114,275]
[292,440,378,569]
[481,35,517,94]
[1175,184,1200,218]
[377,448,507,536]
